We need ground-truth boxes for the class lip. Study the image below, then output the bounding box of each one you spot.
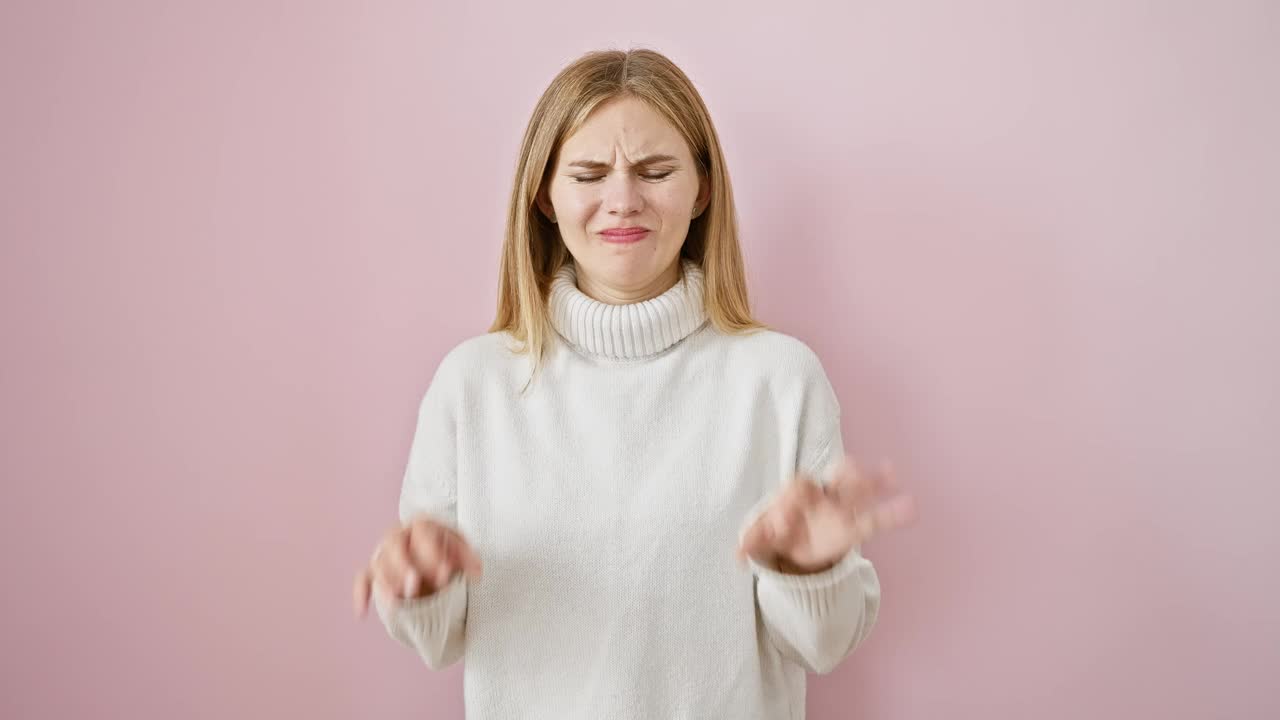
[599,227,651,243]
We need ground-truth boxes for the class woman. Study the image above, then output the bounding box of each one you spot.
[352,48,917,719]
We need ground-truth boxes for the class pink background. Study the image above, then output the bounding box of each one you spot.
[3,1,1277,718]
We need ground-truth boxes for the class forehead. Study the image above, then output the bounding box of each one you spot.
[559,96,687,161]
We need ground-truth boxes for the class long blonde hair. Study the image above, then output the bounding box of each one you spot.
[490,48,763,377]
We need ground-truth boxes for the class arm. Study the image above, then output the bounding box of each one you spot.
[745,429,883,675]
[373,534,469,670]
[373,369,469,670]
[740,340,890,675]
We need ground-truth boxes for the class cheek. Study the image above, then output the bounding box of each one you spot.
[651,184,696,219]
[553,188,597,222]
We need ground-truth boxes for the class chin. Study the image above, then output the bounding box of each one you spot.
[599,256,662,284]
[573,242,678,289]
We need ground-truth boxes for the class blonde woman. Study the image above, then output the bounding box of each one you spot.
[353,48,917,719]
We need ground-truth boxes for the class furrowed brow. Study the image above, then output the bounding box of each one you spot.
[567,154,680,169]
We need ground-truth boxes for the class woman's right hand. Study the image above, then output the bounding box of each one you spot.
[352,516,483,618]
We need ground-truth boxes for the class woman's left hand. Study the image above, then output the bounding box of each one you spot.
[737,457,918,574]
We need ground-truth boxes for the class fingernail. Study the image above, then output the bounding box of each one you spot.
[403,570,418,598]
[375,584,397,611]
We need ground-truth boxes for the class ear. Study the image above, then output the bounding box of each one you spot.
[535,186,556,223]
[693,173,711,218]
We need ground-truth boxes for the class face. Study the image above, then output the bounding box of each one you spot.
[538,96,709,303]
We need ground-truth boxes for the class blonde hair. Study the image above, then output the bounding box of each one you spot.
[490,48,764,379]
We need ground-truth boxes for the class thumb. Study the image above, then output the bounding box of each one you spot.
[353,568,373,619]
[737,514,776,564]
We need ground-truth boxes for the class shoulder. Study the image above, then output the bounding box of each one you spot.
[701,325,840,415]
[436,331,520,373]
[707,328,843,470]
[421,331,525,399]
[709,327,832,387]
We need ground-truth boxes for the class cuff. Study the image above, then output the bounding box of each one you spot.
[749,547,870,620]
[738,491,872,620]
[374,575,466,636]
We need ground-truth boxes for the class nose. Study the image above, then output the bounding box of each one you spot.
[604,173,643,217]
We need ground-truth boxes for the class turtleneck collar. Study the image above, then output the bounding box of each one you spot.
[548,259,708,361]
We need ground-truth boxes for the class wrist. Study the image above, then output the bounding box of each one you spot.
[775,555,837,576]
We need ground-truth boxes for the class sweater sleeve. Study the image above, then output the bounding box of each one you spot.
[373,360,469,670]
[744,369,882,675]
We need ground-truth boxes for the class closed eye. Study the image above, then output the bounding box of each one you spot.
[571,171,674,184]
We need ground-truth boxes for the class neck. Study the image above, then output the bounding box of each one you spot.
[547,259,707,361]
[575,261,681,305]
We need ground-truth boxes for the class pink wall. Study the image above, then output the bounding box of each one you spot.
[3,1,1277,718]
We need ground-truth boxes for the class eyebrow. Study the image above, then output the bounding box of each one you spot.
[566,154,680,170]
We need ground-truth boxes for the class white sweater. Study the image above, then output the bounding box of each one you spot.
[375,260,881,719]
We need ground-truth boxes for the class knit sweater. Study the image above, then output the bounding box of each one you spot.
[374,260,882,719]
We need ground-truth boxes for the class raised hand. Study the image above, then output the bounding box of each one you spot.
[737,457,917,574]
[353,516,482,618]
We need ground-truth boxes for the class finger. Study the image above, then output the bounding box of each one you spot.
[409,521,483,590]
[407,523,447,594]
[403,568,421,598]
[379,531,413,598]
[353,568,372,618]
[875,493,919,531]
[738,477,815,563]
[445,528,484,579]
[373,574,399,611]
[828,456,869,503]
[829,456,891,512]
[769,500,807,547]
[784,472,824,509]
[853,494,919,544]
[782,470,824,516]
[737,514,774,563]
[434,532,453,589]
